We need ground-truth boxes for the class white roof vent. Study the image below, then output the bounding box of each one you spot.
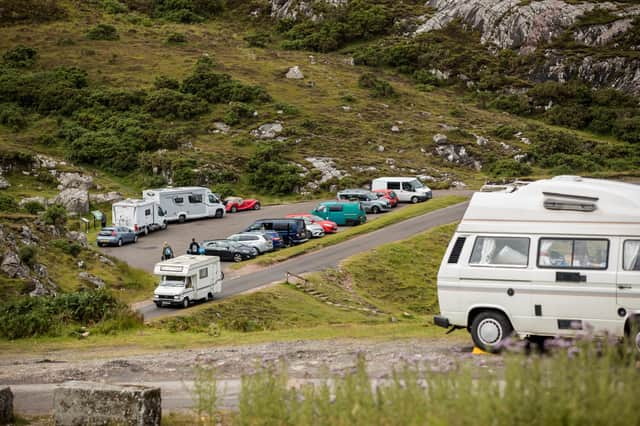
[543,191,598,212]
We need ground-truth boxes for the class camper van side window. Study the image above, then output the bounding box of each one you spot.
[538,238,609,270]
[623,240,640,271]
[387,182,400,190]
[174,197,184,204]
[469,237,529,267]
[189,194,203,204]
[145,209,151,216]
[199,268,208,279]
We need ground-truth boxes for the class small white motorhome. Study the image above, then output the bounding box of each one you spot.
[142,186,225,223]
[371,177,432,203]
[435,176,640,352]
[153,255,223,308]
[112,199,167,235]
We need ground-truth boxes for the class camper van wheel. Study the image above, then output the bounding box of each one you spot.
[182,297,190,308]
[215,209,223,218]
[253,202,261,210]
[470,311,513,353]
[144,227,149,236]
[178,215,186,223]
[117,239,123,247]
[154,301,162,308]
[233,253,243,263]
[207,292,214,301]
[411,196,419,204]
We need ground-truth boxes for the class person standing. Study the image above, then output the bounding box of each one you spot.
[188,238,200,255]
[161,241,174,260]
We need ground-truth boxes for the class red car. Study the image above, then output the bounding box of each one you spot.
[224,196,261,213]
[372,189,399,208]
[286,213,338,233]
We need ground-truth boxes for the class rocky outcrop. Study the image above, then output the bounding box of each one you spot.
[270,0,347,20]
[90,192,123,204]
[286,65,305,79]
[57,172,94,190]
[53,381,161,426]
[305,157,347,183]
[573,18,634,47]
[79,272,105,289]
[0,175,9,190]
[251,122,283,139]
[54,188,90,214]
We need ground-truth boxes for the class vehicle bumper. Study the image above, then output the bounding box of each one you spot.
[154,297,183,306]
[434,315,450,328]
[97,238,117,246]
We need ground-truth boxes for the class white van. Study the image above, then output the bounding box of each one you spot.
[142,187,225,223]
[112,199,167,235]
[371,177,432,203]
[153,255,223,308]
[435,176,640,352]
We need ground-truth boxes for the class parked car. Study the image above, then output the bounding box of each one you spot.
[201,240,256,262]
[248,230,284,249]
[227,233,274,255]
[97,227,138,247]
[372,189,399,208]
[245,218,308,246]
[285,215,325,238]
[285,213,338,234]
[337,189,391,214]
[223,196,261,213]
[311,201,366,226]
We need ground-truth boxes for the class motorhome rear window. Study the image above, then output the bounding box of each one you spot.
[623,240,640,271]
[470,236,530,267]
[537,238,609,270]
[145,209,151,216]
[189,194,203,204]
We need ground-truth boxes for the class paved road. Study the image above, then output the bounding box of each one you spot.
[138,201,469,320]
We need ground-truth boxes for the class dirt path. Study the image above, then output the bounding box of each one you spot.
[1,337,500,415]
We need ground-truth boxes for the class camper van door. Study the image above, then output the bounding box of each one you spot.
[529,236,619,335]
[616,238,640,315]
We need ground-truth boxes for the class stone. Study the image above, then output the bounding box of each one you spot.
[341,105,352,112]
[305,157,347,183]
[475,135,488,146]
[391,125,400,133]
[1,251,27,279]
[435,144,482,170]
[35,154,59,170]
[0,175,9,190]
[99,255,115,266]
[53,381,161,426]
[0,387,13,424]
[377,145,385,152]
[90,192,123,204]
[212,122,230,133]
[285,65,304,79]
[19,196,47,207]
[54,188,90,214]
[433,133,448,145]
[79,272,105,288]
[251,123,283,139]
[30,278,53,297]
[58,172,94,190]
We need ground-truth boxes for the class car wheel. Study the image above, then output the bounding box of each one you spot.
[154,301,162,308]
[133,235,138,243]
[470,311,513,353]
[231,206,237,213]
[233,253,243,262]
[178,215,186,223]
[411,196,419,204]
[182,297,190,309]
[117,239,123,247]
[215,209,223,218]
[253,202,261,210]
[371,206,380,214]
[251,247,259,256]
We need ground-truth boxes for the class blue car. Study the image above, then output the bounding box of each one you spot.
[96,226,138,247]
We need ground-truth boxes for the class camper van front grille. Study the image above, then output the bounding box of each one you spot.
[448,237,466,264]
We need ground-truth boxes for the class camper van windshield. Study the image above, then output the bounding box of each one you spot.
[410,179,424,190]
[160,276,185,286]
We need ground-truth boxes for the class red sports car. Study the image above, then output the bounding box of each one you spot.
[224,196,261,213]
[286,213,338,233]
[372,189,399,208]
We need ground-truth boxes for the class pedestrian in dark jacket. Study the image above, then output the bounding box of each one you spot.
[100,211,107,228]
[188,238,200,254]
[161,242,174,260]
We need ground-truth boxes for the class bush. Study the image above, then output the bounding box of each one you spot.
[42,204,67,228]
[153,75,180,90]
[244,31,271,48]
[247,143,303,194]
[0,0,66,24]
[18,245,37,267]
[358,73,396,98]
[86,24,119,41]
[166,32,187,44]
[50,239,83,257]
[2,45,38,67]
[101,0,128,13]
[223,102,254,125]
[144,89,208,119]
[210,183,234,199]
[491,124,518,140]
[153,0,225,22]
[0,194,18,212]
[0,103,28,130]
[487,159,532,178]
[181,68,271,104]
[489,94,531,115]
[22,201,44,215]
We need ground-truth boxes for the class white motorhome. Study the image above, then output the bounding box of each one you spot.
[142,186,225,223]
[371,177,432,203]
[112,199,167,235]
[435,176,640,352]
[153,255,223,308]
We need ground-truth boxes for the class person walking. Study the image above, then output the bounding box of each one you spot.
[161,241,174,260]
[188,238,200,255]
[100,211,107,228]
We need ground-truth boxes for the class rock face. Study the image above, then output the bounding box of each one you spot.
[89,192,123,204]
[54,188,90,214]
[305,157,347,183]
[57,172,94,190]
[270,0,347,19]
[251,123,284,139]
[434,144,482,170]
[285,65,304,79]
[0,387,13,424]
[53,381,161,426]
[0,175,9,190]
[19,196,48,207]
[78,272,105,289]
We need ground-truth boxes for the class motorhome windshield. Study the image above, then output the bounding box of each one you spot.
[160,276,185,286]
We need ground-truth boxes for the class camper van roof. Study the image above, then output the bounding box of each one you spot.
[114,198,154,206]
[374,177,421,181]
[153,255,216,275]
[460,176,640,235]
[145,187,207,193]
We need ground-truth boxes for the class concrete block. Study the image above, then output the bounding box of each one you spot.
[0,387,13,425]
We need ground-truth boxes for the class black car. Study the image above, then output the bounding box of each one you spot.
[201,240,256,262]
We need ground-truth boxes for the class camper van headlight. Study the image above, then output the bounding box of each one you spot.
[174,295,181,300]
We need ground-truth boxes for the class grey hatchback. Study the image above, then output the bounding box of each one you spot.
[97,226,138,247]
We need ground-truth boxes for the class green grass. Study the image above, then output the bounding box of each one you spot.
[232,195,466,269]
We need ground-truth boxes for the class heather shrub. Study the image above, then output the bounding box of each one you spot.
[86,24,119,40]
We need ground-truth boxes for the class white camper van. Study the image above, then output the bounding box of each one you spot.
[142,187,225,223]
[435,176,640,352]
[153,255,223,308]
[112,199,167,235]
[371,177,432,203]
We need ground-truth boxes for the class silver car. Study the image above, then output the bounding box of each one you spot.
[288,216,325,238]
[227,233,274,255]
[337,189,391,214]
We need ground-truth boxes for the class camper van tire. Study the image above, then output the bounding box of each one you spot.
[178,214,186,223]
[470,310,513,353]
[253,203,261,210]
[182,297,190,308]
[207,292,214,301]
[215,209,224,218]
[410,196,419,204]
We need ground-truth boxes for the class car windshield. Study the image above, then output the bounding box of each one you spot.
[410,179,424,189]
[160,275,185,287]
[98,229,114,236]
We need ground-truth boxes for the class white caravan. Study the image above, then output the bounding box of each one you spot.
[142,186,225,223]
[112,199,167,235]
[371,177,432,203]
[435,176,640,352]
[153,255,223,308]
